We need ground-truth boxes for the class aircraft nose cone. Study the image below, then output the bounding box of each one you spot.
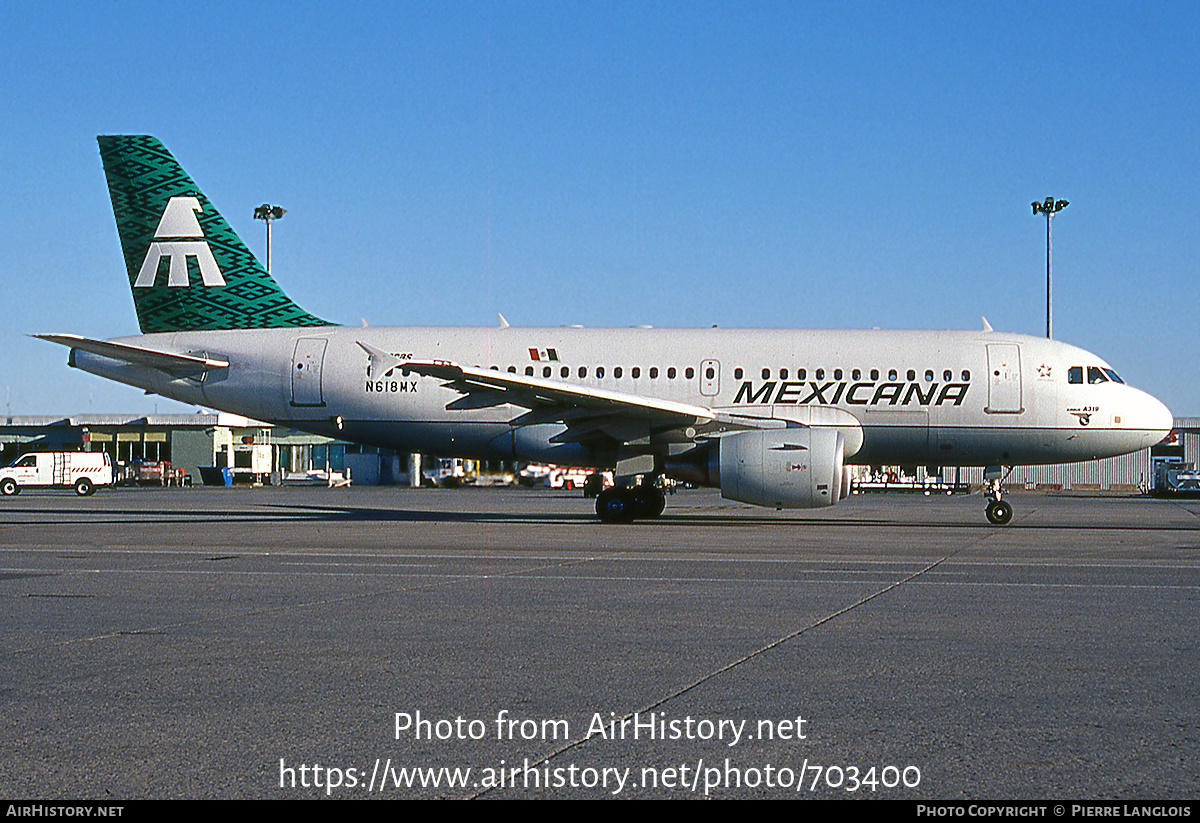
[1139,391,1173,442]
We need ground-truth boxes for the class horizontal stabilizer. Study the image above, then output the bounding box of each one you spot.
[33,334,229,373]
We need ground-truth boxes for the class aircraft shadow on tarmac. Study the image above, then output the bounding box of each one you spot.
[260,503,1199,532]
[1,497,1195,532]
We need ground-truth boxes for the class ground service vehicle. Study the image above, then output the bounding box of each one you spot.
[0,452,113,496]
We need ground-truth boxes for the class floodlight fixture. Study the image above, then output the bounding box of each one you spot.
[1031,196,1068,338]
[254,204,286,273]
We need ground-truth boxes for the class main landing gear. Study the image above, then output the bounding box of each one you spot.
[984,476,1013,525]
[596,482,666,523]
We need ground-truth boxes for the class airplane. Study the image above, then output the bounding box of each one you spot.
[36,135,1173,524]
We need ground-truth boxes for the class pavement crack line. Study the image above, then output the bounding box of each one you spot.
[1169,499,1200,521]
[468,549,959,799]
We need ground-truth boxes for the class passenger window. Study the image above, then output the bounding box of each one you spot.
[614,367,623,378]
[578,366,587,378]
[1088,366,1108,384]
[507,366,516,373]
[686,367,694,379]
[961,370,970,381]
[762,368,770,380]
[561,366,569,378]
[632,367,641,379]
[597,366,605,378]
[543,366,552,378]
[1068,366,1083,384]
[780,368,788,380]
[797,369,806,380]
[888,369,898,381]
[525,366,534,376]
[816,368,825,380]
[852,369,861,380]
[649,367,658,379]
[906,369,915,381]
[834,369,843,380]
[943,369,952,382]
[706,367,715,379]
[734,368,743,379]
[925,370,934,382]
[668,367,676,379]
[870,369,879,381]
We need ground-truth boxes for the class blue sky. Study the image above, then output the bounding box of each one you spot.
[1,1,1196,415]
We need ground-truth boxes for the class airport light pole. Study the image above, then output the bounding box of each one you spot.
[254,204,286,273]
[1031,196,1068,339]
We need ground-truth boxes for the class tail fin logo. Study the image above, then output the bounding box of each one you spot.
[133,197,226,288]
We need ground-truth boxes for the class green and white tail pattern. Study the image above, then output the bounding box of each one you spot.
[98,135,333,333]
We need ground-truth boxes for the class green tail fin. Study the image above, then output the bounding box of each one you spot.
[98,135,334,333]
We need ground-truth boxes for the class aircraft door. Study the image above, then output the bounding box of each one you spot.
[985,343,1022,414]
[699,359,720,397]
[291,338,328,407]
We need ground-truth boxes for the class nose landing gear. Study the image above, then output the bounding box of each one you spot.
[984,474,1013,524]
[985,497,1013,524]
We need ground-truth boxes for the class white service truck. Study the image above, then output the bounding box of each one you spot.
[0,452,113,496]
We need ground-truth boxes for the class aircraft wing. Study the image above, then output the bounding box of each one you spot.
[34,334,229,374]
[364,344,790,449]
[397,358,715,421]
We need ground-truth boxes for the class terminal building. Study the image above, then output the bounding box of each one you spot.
[0,413,403,485]
[0,413,1197,492]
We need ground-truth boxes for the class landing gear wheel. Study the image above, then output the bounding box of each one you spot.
[596,488,635,523]
[985,499,1013,525]
[583,473,603,498]
[632,486,665,519]
[73,477,95,496]
[0,478,17,496]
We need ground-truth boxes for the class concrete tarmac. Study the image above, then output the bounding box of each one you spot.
[1,485,1197,799]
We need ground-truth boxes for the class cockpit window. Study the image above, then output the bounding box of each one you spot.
[1087,366,1108,384]
[1103,368,1125,384]
[1068,366,1083,384]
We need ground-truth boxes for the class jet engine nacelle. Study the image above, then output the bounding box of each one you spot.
[719,427,846,509]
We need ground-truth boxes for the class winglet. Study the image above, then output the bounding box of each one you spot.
[357,340,405,378]
[497,313,510,329]
[981,316,993,332]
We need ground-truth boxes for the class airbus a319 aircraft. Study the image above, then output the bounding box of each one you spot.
[37,136,1172,523]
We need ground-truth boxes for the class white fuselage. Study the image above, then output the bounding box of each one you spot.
[70,325,1172,472]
